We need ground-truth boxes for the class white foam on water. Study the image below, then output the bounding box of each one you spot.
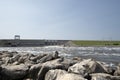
[0,46,120,64]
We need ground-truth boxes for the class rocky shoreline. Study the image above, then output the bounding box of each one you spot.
[0,51,120,80]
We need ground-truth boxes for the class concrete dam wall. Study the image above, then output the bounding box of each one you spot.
[0,39,69,47]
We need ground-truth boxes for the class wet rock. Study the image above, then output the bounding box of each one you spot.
[68,59,108,77]
[1,64,29,80]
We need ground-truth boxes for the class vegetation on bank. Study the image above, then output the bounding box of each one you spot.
[72,40,120,46]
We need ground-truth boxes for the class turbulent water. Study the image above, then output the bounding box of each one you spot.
[0,46,120,65]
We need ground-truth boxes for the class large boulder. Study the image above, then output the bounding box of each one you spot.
[68,59,108,77]
[90,73,120,80]
[61,58,82,70]
[45,69,87,80]
[57,73,87,80]
[18,54,31,63]
[1,64,29,80]
[29,63,42,80]
[30,54,47,62]
[29,58,65,80]
[45,69,67,80]
[37,58,65,80]
[17,53,36,66]
[37,52,59,63]
[6,54,21,64]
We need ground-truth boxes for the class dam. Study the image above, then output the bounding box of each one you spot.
[0,35,69,47]
[0,39,69,47]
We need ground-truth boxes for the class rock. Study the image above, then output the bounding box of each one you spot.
[37,52,59,63]
[45,69,67,80]
[18,53,33,64]
[61,58,81,70]
[6,54,21,64]
[68,59,108,77]
[29,63,42,80]
[0,51,18,58]
[45,69,87,80]
[30,54,47,62]
[111,76,120,80]
[3,57,11,65]
[90,73,120,80]
[0,51,120,80]
[90,73,111,80]
[57,73,87,80]
[0,60,3,65]
[17,53,36,66]
[114,64,120,76]
[37,58,65,80]
[1,51,13,58]
[1,64,29,80]
[72,57,82,61]
[30,58,64,80]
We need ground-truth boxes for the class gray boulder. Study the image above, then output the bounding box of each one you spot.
[68,59,108,77]
[6,54,21,64]
[37,52,59,63]
[57,73,87,80]
[29,58,64,80]
[45,69,87,80]
[90,73,120,80]
[29,63,42,80]
[1,64,29,80]
[61,58,81,70]
[30,54,47,62]
[45,69,67,80]
[37,58,65,80]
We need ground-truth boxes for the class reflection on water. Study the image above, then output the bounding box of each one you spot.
[0,46,120,64]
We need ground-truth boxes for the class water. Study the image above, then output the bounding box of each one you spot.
[0,46,120,65]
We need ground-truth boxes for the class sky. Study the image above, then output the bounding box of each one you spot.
[0,0,120,40]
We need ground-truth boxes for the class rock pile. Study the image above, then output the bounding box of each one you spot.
[0,51,120,80]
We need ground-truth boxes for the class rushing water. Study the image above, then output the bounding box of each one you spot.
[0,46,120,65]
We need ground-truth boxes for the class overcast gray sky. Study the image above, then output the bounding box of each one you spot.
[0,0,120,40]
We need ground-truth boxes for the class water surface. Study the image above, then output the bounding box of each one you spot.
[0,46,120,65]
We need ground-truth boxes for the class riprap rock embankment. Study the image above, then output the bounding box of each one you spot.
[0,51,120,80]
